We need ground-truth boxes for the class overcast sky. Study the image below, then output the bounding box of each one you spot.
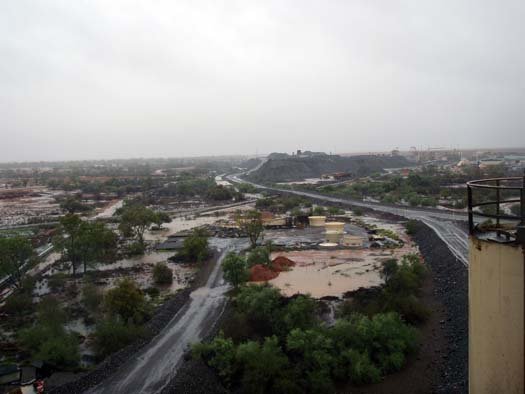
[1,1,524,162]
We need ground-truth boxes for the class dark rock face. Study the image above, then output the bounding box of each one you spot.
[412,221,468,394]
[248,154,412,183]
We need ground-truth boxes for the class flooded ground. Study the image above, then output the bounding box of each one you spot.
[93,199,123,219]
[145,202,255,241]
[0,187,62,227]
[263,214,419,298]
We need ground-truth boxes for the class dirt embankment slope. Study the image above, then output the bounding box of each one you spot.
[247,155,411,183]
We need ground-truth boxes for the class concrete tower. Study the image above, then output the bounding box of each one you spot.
[467,177,525,394]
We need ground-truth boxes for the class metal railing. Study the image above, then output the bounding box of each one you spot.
[467,176,525,235]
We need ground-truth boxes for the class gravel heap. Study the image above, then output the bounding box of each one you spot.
[160,358,227,394]
[412,221,468,394]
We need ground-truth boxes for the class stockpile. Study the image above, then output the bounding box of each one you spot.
[249,256,295,282]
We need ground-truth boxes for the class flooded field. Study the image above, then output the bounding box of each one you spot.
[264,214,419,298]
[0,187,62,227]
[145,202,255,241]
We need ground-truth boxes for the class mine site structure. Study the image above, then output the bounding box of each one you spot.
[466,175,525,394]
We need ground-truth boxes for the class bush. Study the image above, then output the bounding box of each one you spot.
[94,319,144,358]
[281,295,318,332]
[82,283,103,314]
[246,247,270,267]
[330,313,417,378]
[192,332,237,385]
[312,206,326,216]
[404,219,418,235]
[328,206,345,216]
[48,273,67,293]
[222,252,249,289]
[34,334,80,368]
[236,285,282,335]
[3,292,33,317]
[18,297,79,369]
[353,208,363,216]
[144,286,160,298]
[104,278,147,323]
[127,241,145,256]
[152,262,173,285]
[179,229,209,262]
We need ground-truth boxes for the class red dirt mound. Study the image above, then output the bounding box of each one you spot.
[250,264,279,281]
[271,256,296,271]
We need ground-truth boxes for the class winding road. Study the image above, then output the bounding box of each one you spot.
[86,238,247,394]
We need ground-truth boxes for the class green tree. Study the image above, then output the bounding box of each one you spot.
[53,213,83,275]
[246,246,271,267]
[0,236,34,288]
[236,336,291,394]
[236,285,282,334]
[54,215,117,274]
[286,328,335,392]
[312,206,326,216]
[281,295,318,332]
[18,296,79,369]
[152,211,171,230]
[82,282,103,315]
[236,210,264,248]
[59,196,91,214]
[222,252,249,289]
[152,262,173,285]
[93,318,144,358]
[118,202,156,246]
[180,229,209,262]
[192,332,237,385]
[104,278,147,323]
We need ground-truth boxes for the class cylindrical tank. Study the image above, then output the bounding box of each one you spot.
[325,232,343,244]
[325,222,345,234]
[309,216,326,227]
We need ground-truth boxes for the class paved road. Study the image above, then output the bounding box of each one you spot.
[227,175,470,266]
[86,238,247,394]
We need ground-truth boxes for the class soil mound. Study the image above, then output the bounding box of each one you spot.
[250,264,279,281]
[272,256,295,271]
[249,256,296,282]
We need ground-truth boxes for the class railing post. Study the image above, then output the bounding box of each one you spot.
[468,184,474,234]
[496,179,500,228]
[520,171,525,226]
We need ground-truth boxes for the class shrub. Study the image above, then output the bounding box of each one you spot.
[328,206,344,216]
[34,334,80,368]
[404,219,418,235]
[152,262,173,285]
[94,319,144,358]
[312,206,326,216]
[127,241,145,256]
[48,273,67,293]
[246,247,270,267]
[281,295,318,332]
[236,336,291,393]
[144,286,160,298]
[3,292,33,317]
[193,332,237,385]
[82,283,103,314]
[222,252,249,289]
[353,208,363,216]
[104,278,147,323]
[236,285,282,334]
[18,297,79,369]
[179,229,209,262]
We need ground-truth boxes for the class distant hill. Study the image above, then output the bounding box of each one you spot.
[247,154,411,183]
